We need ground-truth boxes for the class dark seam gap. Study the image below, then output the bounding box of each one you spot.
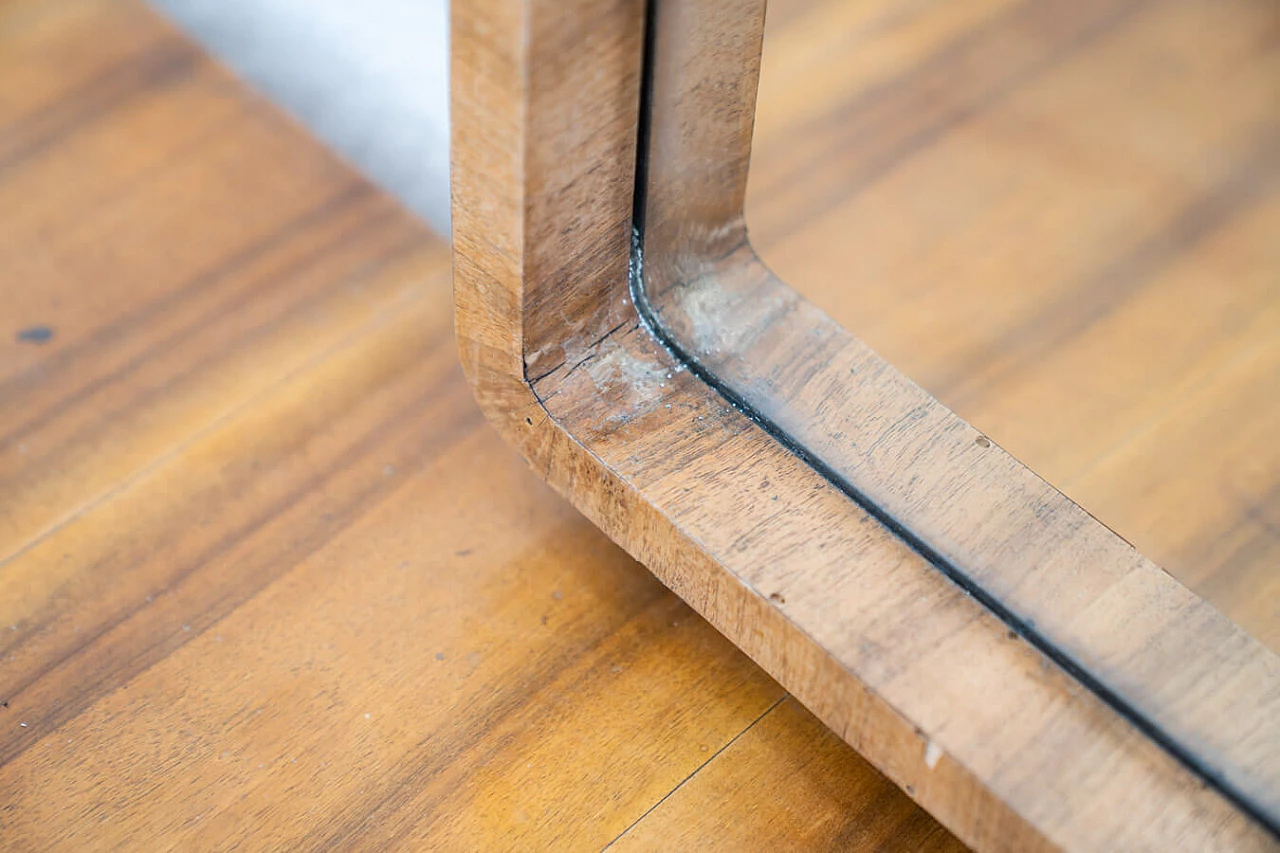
[627,0,1278,838]
[528,360,568,384]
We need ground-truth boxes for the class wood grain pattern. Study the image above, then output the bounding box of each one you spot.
[0,1,960,849]
[6,0,1275,849]
[452,0,1275,848]
[636,0,1279,834]
[749,0,1280,651]
[609,698,966,851]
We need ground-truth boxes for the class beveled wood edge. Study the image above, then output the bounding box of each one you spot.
[633,0,1280,833]
[450,0,1276,849]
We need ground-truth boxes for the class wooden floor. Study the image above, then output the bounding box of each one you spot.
[2,0,1274,848]
[0,0,960,849]
[749,0,1280,649]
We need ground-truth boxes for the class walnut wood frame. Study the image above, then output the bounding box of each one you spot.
[450,0,1280,849]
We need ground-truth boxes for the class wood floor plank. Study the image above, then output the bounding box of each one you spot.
[17,0,1268,844]
[750,0,1280,644]
[0,1,959,848]
[610,698,969,852]
[0,0,168,132]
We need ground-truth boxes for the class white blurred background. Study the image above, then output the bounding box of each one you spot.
[150,0,453,233]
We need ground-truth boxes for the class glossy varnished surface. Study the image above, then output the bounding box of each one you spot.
[750,0,1280,649]
[0,0,962,848]
[452,0,1272,844]
[637,0,1279,827]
